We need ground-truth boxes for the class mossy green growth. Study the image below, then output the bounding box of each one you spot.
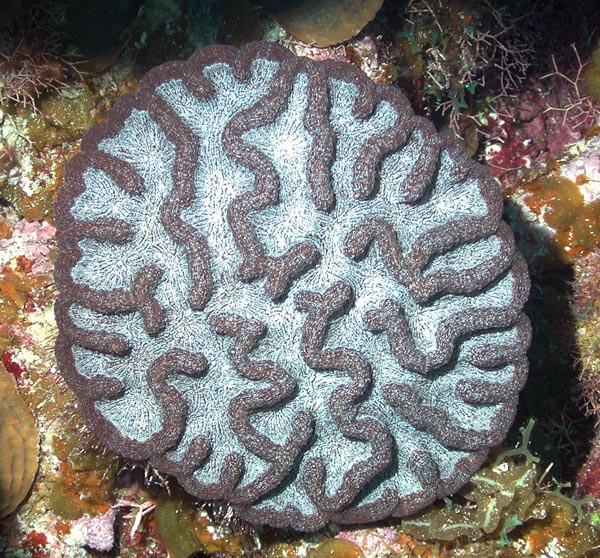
[584,42,600,102]
[401,420,540,542]
[154,486,201,558]
[402,454,538,541]
[48,420,120,520]
[154,483,250,558]
[30,87,95,147]
[400,419,600,556]
[307,538,363,558]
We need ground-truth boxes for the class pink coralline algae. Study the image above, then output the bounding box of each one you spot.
[54,42,530,531]
[67,508,116,552]
[0,219,56,274]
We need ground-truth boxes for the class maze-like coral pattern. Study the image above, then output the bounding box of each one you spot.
[54,42,530,530]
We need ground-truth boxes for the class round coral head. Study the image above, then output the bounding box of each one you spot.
[54,41,530,531]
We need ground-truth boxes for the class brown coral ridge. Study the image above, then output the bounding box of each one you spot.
[54,41,530,530]
[0,363,39,518]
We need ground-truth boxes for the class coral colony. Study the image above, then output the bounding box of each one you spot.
[54,42,530,531]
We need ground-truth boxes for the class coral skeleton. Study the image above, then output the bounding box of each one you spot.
[54,41,530,530]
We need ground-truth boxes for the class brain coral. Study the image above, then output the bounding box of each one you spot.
[54,41,531,531]
[0,363,39,518]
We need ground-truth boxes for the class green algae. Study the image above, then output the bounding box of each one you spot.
[30,87,95,147]
[400,420,599,557]
[154,486,201,558]
[307,538,364,558]
[154,483,252,558]
[0,87,93,222]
